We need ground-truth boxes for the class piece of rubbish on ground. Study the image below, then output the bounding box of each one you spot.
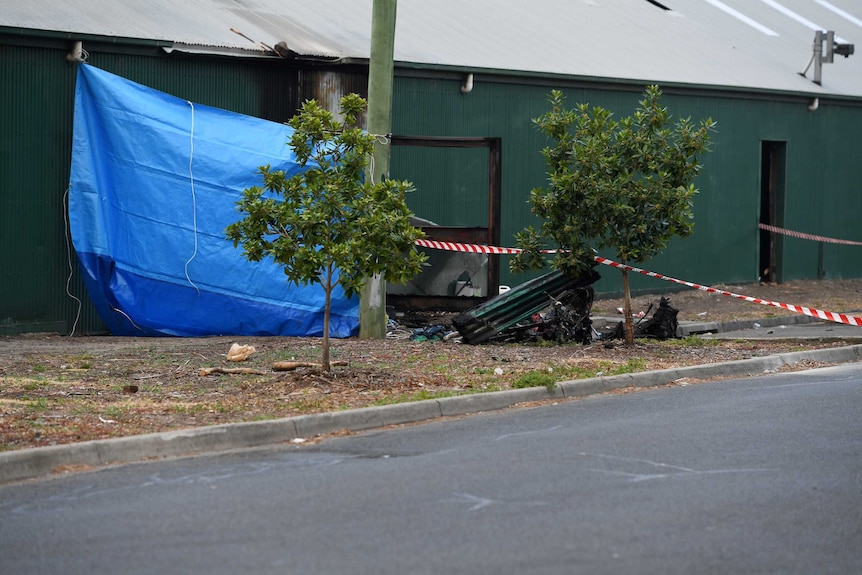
[226,343,256,362]
[452,268,601,345]
[605,296,680,341]
[199,366,267,376]
[199,361,350,376]
[616,307,645,317]
[409,324,455,342]
[272,360,348,371]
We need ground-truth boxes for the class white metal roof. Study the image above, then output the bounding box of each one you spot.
[3,0,861,97]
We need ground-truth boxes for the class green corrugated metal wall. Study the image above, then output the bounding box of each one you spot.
[4,35,862,335]
[0,40,367,335]
[391,75,862,296]
[1,44,81,334]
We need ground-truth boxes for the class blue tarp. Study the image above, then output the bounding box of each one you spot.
[69,64,358,337]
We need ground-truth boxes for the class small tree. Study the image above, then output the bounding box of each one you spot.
[512,86,715,345]
[226,94,426,370]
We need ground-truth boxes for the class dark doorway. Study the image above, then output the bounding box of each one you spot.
[759,141,786,283]
[387,135,502,311]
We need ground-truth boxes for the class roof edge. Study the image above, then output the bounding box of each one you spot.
[0,25,172,47]
[165,43,273,59]
[392,61,862,105]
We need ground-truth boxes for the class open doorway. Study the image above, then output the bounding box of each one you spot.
[759,141,786,283]
[387,135,502,310]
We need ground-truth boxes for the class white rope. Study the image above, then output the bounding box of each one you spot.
[110,306,143,331]
[184,101,200,294]
[62,186,83,336]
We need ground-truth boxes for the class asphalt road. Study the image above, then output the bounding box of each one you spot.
[2,363,861,574]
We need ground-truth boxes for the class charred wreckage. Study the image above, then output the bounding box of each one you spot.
[399,268,680,345]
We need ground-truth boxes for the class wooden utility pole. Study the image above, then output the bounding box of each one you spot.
[360,0,397,339]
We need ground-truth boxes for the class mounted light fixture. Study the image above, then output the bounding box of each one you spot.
[799,30,854,85]
[66,40,86,63]
[460,73,474,94]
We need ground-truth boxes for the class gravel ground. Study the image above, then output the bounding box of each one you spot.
[1,278,861,452]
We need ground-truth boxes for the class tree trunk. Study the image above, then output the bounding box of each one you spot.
[322,266,333,372]
[622,268,635,346]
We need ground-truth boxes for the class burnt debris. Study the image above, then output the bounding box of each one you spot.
[452,269,601,345]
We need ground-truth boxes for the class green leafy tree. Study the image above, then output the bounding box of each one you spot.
[226,94,426,370]
[512,86,715,344]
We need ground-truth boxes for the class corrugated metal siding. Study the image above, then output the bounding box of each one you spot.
[4,36,862,333]
[392,146,489,227]
[392,74,862,295]
[391,77,646,289]
[0,43,88,334]
[0,41,367,334]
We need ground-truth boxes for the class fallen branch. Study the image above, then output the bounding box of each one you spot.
[198,367,267,376]
[272,360,348,371]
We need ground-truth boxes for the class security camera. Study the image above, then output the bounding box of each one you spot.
[834,43,855,58]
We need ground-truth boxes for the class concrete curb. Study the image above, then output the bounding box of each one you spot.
[2,342,861,486]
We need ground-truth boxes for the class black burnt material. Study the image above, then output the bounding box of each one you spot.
[453,268,601,345]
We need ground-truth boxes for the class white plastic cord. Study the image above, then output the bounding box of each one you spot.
[184,100,200,294]
[66,185,142,333]
[62,186,83,336]
[367,133,391,185]
[110,306,143,331]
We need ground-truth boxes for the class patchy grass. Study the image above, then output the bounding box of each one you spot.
[0,321,855,452]
[661,335,721,347]
[513,370,556,391]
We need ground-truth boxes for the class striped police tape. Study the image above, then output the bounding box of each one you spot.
[759,223,862,246]
[414,238,862,327]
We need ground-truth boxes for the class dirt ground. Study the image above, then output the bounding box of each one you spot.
[2,278,861,452]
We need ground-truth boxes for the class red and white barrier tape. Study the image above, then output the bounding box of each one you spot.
[415,239,524,255]
[759,223,862,246]
[415,238,862,327]
[593,257,862,327]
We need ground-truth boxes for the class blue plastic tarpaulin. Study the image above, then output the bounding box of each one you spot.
[69,64,358,337]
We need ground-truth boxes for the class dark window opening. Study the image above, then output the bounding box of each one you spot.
[759,141,786,283]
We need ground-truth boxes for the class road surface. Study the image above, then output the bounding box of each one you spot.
[2,363,861,574]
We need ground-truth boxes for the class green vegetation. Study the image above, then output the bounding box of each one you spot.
[102,405,129,420]
[511,358,652,388]
[22,379,49,391]
[513,86,715,344]
[227,94,426,371]
[26,397,51,411]
[372,389,466,406]
[284,399,327,413]
[662,335,721,347]
[513,370,557,391]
